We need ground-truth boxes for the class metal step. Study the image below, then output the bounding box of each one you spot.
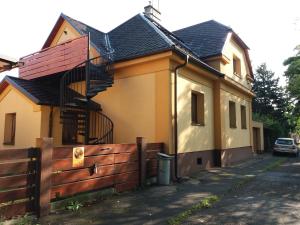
[87,90,107,98]
[62,110,87,115]
[74,97,88,103]
[90,80,113,86]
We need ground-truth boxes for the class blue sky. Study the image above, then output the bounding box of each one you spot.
[1,0,299,85]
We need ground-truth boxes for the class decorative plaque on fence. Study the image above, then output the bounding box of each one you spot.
[72,147,85,167]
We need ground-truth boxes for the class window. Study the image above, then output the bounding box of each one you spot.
[3,113,16,145]
[229,101,236,128]
[191,91,205,125]
[233,55,241,76]
[241,105,247,129]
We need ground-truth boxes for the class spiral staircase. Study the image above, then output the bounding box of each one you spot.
[60,53,114,145]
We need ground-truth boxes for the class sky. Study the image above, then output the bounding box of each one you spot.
[0,0,299,85]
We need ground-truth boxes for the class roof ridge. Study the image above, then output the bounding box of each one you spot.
[174,19,232,33]
[61,13,105,35]
[108,14,140,34]
[138,14,174,47]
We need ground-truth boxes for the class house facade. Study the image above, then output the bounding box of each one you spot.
[0,12,254,176]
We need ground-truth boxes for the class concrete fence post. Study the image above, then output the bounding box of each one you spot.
[36,138,53,217]
[136,137,147,187]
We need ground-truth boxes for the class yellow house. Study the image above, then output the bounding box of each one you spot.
[0,11,255,176]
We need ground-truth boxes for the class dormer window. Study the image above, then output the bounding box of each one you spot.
[233,55,241,76]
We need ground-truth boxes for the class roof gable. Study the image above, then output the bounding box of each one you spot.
[42,13,108,55]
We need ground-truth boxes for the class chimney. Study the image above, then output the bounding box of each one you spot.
[144,1,161,21]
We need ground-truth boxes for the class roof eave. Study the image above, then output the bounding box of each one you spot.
[173,47,224,78]
[4,76,41,105]
[42,14,65,49]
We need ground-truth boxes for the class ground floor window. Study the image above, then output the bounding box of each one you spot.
[241,105,247,129]
[3,113,16,145]
[191,91,205,126]
[229,101,237,128]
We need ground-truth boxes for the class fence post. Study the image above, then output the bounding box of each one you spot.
[136,137,146,187]
[36,138,53,217]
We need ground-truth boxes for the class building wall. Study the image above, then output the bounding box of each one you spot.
[93,55,172,151]
[94,73,156,144]
[252,120,264,151]
[220,83,252,149]
[0,86,42,149]
[40,106,63,147]
[221,35,252,90]
[49,20,99,58]
[177,70,214,153]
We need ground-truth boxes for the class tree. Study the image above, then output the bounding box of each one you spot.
[252,63,289,125]
[284,46,300,117]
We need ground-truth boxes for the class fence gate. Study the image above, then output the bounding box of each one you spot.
[0,148,39,219]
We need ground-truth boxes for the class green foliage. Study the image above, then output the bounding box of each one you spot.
[283,47,300,132]
[252,63,291,137]
[253,113,284,135]
[295,117,300,135]
[66,201,83,211]
[12,214,39,225]
[253,63,289,121]
[167,195,220,225]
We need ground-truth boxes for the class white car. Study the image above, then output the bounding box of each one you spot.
[273,138,299,156]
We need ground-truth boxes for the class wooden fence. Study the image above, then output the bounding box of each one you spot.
[0,137,163,219]
[0,148,37,218]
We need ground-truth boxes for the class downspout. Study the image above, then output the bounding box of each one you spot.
[174,55,189,180]
[48,106,54,137]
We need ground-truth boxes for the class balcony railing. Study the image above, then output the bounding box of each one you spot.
[19,36,88,80]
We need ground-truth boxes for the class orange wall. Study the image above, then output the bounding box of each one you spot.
[93,54,172,151]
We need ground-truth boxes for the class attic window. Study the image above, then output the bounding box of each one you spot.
[233,55,241,76]
[3,113,16,145]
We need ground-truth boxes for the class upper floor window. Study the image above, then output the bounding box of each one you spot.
[233,55,241,76]
[241,105,247,129]
[3,113,16,145]
[191,91,205,126]
[229,101,236,128]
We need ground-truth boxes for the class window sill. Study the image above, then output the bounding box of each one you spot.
[3,142,15,145]
[233,72,242,78]
[191,122,205,126]
[241,128,247,130]
[230,126,237,129]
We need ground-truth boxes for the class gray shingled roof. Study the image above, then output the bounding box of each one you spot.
[61,13,225,67]
[108,14,173,62]
[4,76,60,105]
[173,20,232,59]
[3,15,242,106]
[44,13,248,73]
[3,76,101,109]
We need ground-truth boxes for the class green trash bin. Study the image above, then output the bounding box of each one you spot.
[157,153,173,185]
